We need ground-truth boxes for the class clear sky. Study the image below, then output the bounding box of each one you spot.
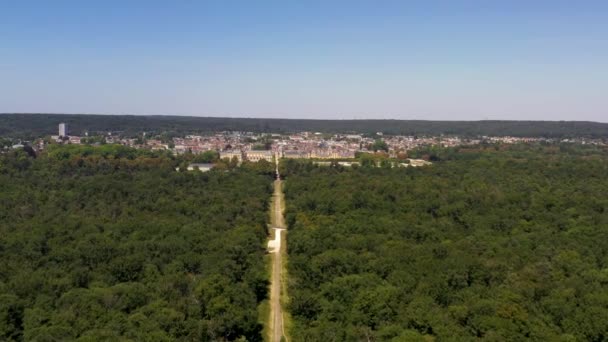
[1,1,607,121]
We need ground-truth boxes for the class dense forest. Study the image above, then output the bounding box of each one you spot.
[2,114,608,139]
[282,145,608,341]
[0,146,274,341]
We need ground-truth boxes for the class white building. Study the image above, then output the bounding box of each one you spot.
[310,149,356,159]
[245,150,274,162]
[68,136,81,144]
[59,123,68,137]
[220,150,243,162]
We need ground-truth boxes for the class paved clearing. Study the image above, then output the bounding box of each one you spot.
[267,227,284,253]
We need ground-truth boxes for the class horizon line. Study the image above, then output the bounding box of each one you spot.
[1,113,607,124]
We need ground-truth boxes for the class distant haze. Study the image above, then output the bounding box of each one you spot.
[1,2,607,122]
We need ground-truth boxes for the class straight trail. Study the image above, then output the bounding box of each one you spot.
[268,164,287,342]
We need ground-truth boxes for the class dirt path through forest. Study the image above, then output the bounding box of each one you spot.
[268,176,286,342]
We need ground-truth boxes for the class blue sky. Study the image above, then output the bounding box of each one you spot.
[1,1,607,121]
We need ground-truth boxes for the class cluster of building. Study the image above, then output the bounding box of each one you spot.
[9,123,607,160]
[383,135,467,152]
[219,149,275,162]
[172,134,247,154]
[276,133,358,159]
[50,123,82,145]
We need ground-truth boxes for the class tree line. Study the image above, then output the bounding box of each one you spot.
[282,145,608,341]
[0,146,274,341]
[2,113,608,139]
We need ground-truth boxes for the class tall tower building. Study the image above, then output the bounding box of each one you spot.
[59,123,68,137]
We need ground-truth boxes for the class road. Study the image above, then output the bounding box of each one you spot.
[268,159,287,342]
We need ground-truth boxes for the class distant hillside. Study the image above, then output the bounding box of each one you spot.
[1,113,607,139]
